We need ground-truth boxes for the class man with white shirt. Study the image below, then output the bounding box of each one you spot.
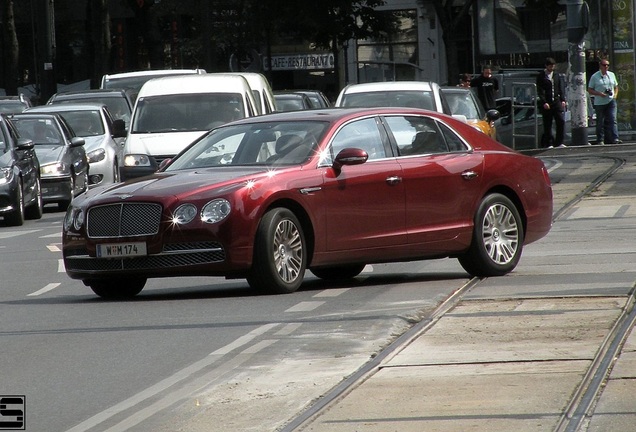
[587,59,621,145]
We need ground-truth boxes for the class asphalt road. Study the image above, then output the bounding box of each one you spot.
[0,145,633,431]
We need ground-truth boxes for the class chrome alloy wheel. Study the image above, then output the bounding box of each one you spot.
[482,203,519,265]
[273,219,303,283]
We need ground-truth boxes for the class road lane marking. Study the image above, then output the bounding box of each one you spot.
[285,301,325,312]
[40,232,62,238]
[0,230,41,239]
[58,259,65,273]
[28,283,60,296]
[65,323,281,432]
[47,244,61,252]
[313,288,350,298]
[275,323,302,335]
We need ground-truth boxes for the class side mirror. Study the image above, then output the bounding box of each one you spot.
[332,148,368,172]
[486,109,500,122]
[112,119,127,138]
[16,138,34,150]
[70,137,85,147]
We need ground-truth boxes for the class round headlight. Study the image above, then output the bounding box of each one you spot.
[73,209,85,231]
[172,204,198,224]
[201,199,231,224]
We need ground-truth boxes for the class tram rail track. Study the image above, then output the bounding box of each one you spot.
[283,153,632,432]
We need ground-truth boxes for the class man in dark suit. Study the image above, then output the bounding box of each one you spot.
[536,57,567,148]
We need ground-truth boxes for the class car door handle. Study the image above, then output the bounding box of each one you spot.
[461,170,478,180]
[386,176,402,185]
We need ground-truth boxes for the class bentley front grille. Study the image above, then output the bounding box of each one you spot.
[87,203,162,238]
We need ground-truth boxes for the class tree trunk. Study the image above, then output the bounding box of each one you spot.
[88,0,111,88]
[2,0,20,95]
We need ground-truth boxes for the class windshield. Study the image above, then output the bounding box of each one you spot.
[56,97,131,123]
[165,121,328,170]
[132,93,245,133]
[341,90,435,110]
[445,92,483,120]
[57,111,105,137]
[12,118,63,145]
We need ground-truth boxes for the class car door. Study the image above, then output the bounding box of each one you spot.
[383,115,484,250]
[321,116,407,252]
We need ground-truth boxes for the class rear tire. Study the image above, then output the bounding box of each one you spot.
[311,264,365,280]
[87,278,146,299]
[458,193,524,277]
[247,208,306,294]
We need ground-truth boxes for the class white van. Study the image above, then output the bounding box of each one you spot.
[120,74,259,180]
[224,72,277,115]
[100,69,206,95]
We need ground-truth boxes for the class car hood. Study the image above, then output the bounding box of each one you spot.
[34,144,65,165]
[125,131,206,156]
[77,166,288,205]
[82,135,108,153]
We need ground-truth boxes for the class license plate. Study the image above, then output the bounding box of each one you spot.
[96,242,147,258]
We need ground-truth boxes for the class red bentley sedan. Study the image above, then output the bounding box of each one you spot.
[62,108,553,299]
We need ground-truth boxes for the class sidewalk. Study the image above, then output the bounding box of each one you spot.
[296,145,636,432]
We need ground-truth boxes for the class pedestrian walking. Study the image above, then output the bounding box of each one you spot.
[587,59,621,145]
[470,65,499,110]
[536,57,567,148]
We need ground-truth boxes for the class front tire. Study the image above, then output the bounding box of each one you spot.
[458,193,524,277]
[87,278,146,299]
[25,177,43,220]
[5,180,25,226]
[247,208,307,294]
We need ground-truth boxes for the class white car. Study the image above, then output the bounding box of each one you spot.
[100,69,206,95]
[335,81,452,114]
[27,103,126,187]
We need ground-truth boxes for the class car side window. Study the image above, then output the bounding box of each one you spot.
[330,117,386,161]
[384,116,448,156]
[438,122,469,152]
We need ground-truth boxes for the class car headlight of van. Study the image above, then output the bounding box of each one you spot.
[124,154,151,167]
[41,162,68,176]
[172,204,198,225]
[201,199,231,224]
[87,148,106,163]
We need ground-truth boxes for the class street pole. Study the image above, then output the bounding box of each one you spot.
[567,0,589,145]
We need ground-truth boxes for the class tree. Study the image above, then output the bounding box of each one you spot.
[424,0,478,86]
[87,0,111,87]
[1,0,20,95]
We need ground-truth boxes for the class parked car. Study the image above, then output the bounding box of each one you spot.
[100,68,207,95]
[9,113,88,211]
[121,73,259,181]
[441,86,499,139]
[294,90,331,108]
[47,88,136,128]
[274,91,315,111]
[0,95,32,114]
[62,107,553,299]
[26,103,126,187]
[335,81,452,114]
[0,114,43,225]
